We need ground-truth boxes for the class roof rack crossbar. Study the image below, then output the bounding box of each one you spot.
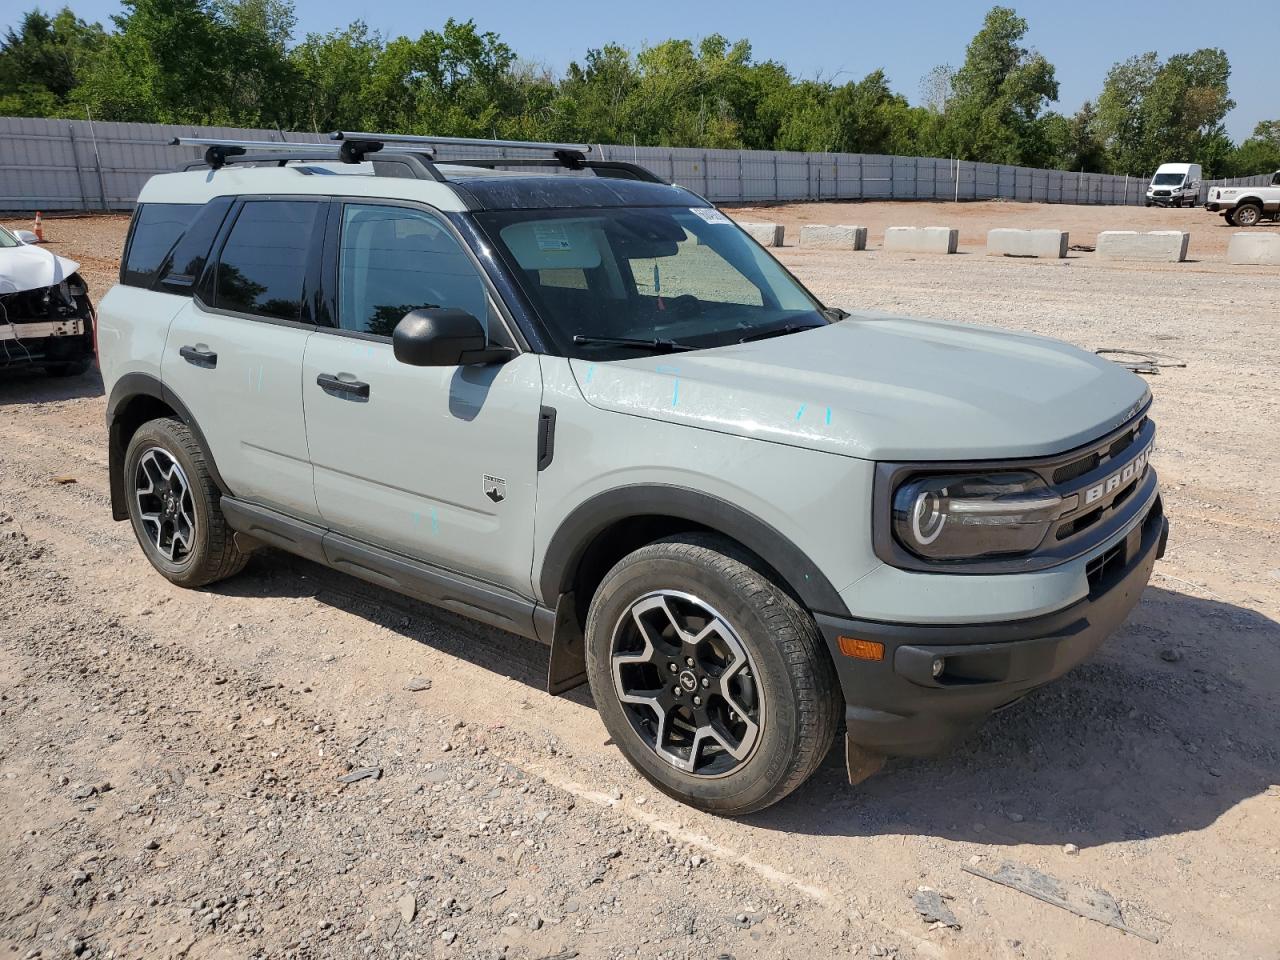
[330,131,592,155]
[170,136,389,169]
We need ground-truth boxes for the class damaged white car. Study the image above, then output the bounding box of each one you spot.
[0,224,96,377]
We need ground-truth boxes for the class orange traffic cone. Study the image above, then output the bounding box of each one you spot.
[33,211,44,242]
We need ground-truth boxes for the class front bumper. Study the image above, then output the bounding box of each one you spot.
[817,494,1167,758]
[0,316,93,369]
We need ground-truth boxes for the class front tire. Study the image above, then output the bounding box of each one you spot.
[584,535,841,816]
[124,418,247,588]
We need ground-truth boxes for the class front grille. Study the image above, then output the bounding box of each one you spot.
[1053,417,1145,484]
[1154,189,1171,197]
[1049,414,1153,552]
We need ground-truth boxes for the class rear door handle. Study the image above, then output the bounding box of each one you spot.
[179,345,217,368]
[316,373,370,401]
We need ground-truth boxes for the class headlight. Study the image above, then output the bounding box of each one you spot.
[892,472,1067,560]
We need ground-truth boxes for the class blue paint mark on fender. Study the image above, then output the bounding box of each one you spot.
[584,364,595,384]
[430,507,440,535]
[795,403,807,421]
[671,378,680,407]
[825,407,832,426]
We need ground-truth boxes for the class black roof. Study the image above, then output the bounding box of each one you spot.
[444,173,706,211]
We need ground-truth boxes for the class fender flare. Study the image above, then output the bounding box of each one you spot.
[537,483,851,617]
[106,373,230,519]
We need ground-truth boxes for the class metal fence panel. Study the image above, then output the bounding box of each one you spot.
[2,115,1257,212]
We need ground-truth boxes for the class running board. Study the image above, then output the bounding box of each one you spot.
[219,497,540,641]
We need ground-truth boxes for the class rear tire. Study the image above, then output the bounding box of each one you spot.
[584,534,841,816]
[1234,202,1263,227]
[124,418,247,588]
[1224,208,1237,226]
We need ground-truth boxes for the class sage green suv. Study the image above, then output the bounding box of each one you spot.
[97,134,1169,814]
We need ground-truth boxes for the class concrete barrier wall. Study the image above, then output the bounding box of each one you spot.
[0,115,1161,212]
[883,226,958,254]
[986,228,1068,258]
[738,222,785,247]
[1095,231,1190,262]
[799,224,867,250]
[1227,232,1280,265]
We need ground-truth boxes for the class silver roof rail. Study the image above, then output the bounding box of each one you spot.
[330,131,594,155]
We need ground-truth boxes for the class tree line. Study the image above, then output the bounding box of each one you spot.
[2,1,1278,178]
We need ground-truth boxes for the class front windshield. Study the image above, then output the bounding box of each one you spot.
[0,225,20,248]
[474,206,828,357]
[1151,173,1186,185]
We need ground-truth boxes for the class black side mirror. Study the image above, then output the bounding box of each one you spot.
[393,308,514,367]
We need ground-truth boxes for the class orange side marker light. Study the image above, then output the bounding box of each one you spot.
[837,636,884,661]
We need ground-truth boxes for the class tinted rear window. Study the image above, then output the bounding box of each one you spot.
[122,203,200,287]
[213,200,322,322]
[158,196,234,292]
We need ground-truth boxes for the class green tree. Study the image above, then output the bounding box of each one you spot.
[288,21,381,132]
[940,6,1059,165]
[1043,101,1107,171]
[71,0,294,124]
[1226,120,1280,177]
[0,7,106,115]
[1095,48,1235,176]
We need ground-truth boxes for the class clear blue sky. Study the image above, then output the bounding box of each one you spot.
[50,0,1273,141]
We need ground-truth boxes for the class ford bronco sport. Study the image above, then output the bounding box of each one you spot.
[97,133,1169,815]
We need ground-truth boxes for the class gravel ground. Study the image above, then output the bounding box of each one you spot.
[2,209,1278,960]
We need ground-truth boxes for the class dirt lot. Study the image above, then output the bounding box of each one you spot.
[2,207,1278,960]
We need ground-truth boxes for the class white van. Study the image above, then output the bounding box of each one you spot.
[1145,163,1202,207]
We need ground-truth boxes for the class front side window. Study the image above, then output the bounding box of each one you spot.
[337,203,490,337]
[214,200,321,322]
[474,206,826,357]
[123,203,200,287]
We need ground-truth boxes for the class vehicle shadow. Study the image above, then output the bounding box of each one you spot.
[210,549,590,704]
[751,585,1280,848]
[212,553,1279,847]
[0,366,104,405]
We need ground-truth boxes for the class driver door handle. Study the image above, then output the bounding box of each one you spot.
[316,373,370,401]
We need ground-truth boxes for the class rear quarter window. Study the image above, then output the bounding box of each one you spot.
[122,203,201,288]
[212,199,323,323]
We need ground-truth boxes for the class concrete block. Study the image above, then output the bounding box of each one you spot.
[883,226,958,254]
[738,222,784,247]
[1227,232,1280,265]
[986,228,1068,259]
[799,224,868,250]
[1095,230,1189,262]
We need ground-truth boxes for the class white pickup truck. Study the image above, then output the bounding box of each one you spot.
[1204,171,1280,226]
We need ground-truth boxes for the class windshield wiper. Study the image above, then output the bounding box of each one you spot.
[572,335,696,353]
[738,321,825,344]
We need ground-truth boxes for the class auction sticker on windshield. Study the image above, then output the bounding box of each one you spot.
[534,224,573,250]
[689,207,731,224]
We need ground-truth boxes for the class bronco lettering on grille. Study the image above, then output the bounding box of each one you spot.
[1083,446,1150,506]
